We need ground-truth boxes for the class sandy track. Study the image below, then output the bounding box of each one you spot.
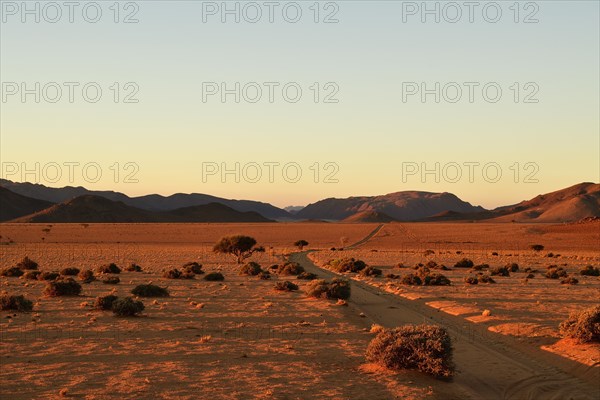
[290,224,600,400]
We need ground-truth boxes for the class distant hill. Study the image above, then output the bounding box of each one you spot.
[421,182,600,223]
[296,191,484,221]
[0,187,54,222]
[0,179,291,220]
[11,195,273,223]
[342,210,397,223]
[489,182,600,223]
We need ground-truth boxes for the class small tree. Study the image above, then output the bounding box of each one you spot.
[213,235,265,264]
[294,240,309,250]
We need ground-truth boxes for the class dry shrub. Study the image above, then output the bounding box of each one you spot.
[94,295,118,310]
[78,269,95,283]
[112,297,145,316]
[240,261,262,276]
[360,266,382,277]
[17,257,38,270]
[38,271,60,281]
[490,266,510,277]
[366,325,454,378]
[559,306,600,343]
[125,263,143,272]
[204,272,225,281]
[297,272,318,280]
[423,273,451,286]
[258,271,271,280]
[506,263,519,272]
[276,262,305,276]
[326,258,367,273]
[182,262,203,275]
[274,281,299,291]
[0,295,34,312]
[580,265,600,276]
[44,278,82,297]
[546,267,568,279]
[131,284,169,297]
[163,269,194,279]
[471,264,489,271]
[454,258,474,269]
[401,273,422,286]
[464,276,478,285]
[60,267,80,276]
[476,274,495,284]
[1,267,24,277]
[23,271,41,280]
[560,277,578,285]
[96,263,121,274]
[102,276,120,284]
[306,278,350,300]
[385,273,400,279]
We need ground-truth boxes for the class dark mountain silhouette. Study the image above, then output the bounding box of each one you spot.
[0,187,54,222]
[0,179,291,220]
[11,195,273,223]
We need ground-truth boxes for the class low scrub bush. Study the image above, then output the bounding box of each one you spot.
[125,263,143,272]
[182,262,203,275]
[274,281,299,291]
[559,306,600,343]
[385,273,400,279]
[306,278,350,300]
[454,258,474,269]
[560,277,578,285]
[297,271,318,280]
[37,271,59,281]
[1,267,24,277]
[530,244,544,252]
[97,263,121,274]
[360,266,382,277]
[239,262,262,276]
[78,269,95,283]
[506,263,519,272]
[471,264,489,271]
[204,272,225,281]
[423,273,451,286]
[60,267,80,276]
[464,276,478,285]
[94,295,118,310]
[326,258,367,273]
[580,265,600,276]
[0,295,34,312]
[163,269,194,279]
[131,284,169,297]
[258,271,271,280]
[44,278,82,297]
[112,297,145,317]
[102,276,120,284]
[23,270,41,280]
[476,274,495,284]
[490,266,510,277]
[401,273,422,286]
[365,325,454,378]
[276,262,305,276]
[17,257,38,270]
[546,267,568,279]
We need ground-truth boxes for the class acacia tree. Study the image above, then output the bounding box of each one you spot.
[294,240,309,250]
[213,235,265,264]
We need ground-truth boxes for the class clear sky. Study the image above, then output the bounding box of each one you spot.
[1,1,598,209]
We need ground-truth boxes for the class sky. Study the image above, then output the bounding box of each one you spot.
[1,0,598,209]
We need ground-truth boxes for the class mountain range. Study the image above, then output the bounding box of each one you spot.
[0,179,598,223]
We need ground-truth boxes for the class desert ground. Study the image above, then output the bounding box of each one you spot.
[0,222,599,399]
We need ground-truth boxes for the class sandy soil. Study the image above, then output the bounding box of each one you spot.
[1,222,598,399]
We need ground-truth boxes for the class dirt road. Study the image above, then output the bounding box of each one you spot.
[289,224,600,400]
